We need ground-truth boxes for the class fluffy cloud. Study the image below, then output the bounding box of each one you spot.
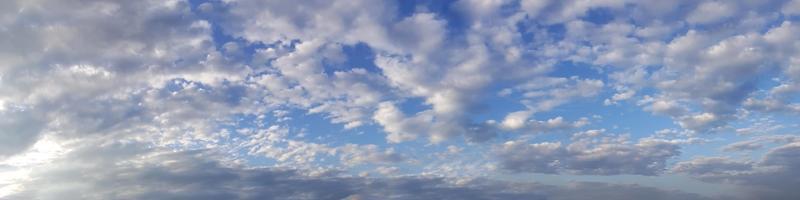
[521,0,800,133]
[220,0,568,143]
[373,102,434,143]
[0,0,243,156]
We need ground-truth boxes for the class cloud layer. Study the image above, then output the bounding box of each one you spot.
[2,0,800,199]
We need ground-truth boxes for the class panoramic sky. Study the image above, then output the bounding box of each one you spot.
[1,0,800,199]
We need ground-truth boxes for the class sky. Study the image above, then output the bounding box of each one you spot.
[1,0,800,199]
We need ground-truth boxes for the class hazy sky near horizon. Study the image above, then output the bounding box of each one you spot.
[2,0,800,199]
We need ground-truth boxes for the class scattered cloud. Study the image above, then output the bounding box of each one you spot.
[1,0,799,198]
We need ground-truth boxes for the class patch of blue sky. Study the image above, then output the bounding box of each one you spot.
[761,14,793,32]
[549,60,608,80]
[318,42,384,79]
[515,17,569,45]
[581,7,616,25]
[396,97,431,116]
[283,111,373,145]
[531,61,678,137]
[397,0,471,38]
[472,92,528,123]
[339,42,381,73]
[396,0,441,19]
[788,14,800,22]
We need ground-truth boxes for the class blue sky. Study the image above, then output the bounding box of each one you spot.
[2,0,800,199]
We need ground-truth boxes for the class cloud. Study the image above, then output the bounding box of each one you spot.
[686,1,736,25]
[671,157,754,180]
[499,115,590,134]
[619,20,800,132]
[372,102,433,143]
[221,0,565,143]
[239,125,406,168]
[338,144,406,166]
[0,108,45,158]
[785,0,800,15]
[494,130,683,175]
[0,0,240,156]
[520,1,800,133]
[4,140,714,200]
[2,0,800,198]
[674,142,800,200]
[721,135,799,152]
[502,77,605,113]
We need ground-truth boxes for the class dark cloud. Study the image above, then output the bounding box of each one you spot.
[674,142,800,200]
[5,140,714,200]
[0,109,45,158]
[494,135,682,175]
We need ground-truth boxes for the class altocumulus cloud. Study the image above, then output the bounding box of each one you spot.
[2,0,800,199]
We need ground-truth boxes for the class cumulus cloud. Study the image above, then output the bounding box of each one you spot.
[372,102,434,143]
[499,115,590,134]
[519,0,800,133]
[0,0,245,156]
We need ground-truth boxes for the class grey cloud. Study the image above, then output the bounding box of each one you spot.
[237,125,406,168]
[338,144,406,166]
[521,0,800,133]
[721,135,799,152]
[674,142,800,200]
[0,109,45,157]
[0,0,253,156]
[721,141,763,152]
[6,140,714,200]
[495,133,682,175]
[671,157,754,181]
[761,142,800,167]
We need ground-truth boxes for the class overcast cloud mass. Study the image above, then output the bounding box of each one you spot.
[1,0,800,199]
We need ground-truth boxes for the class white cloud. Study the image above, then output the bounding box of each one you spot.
[686,1,736,25]
[373,102,432,143]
